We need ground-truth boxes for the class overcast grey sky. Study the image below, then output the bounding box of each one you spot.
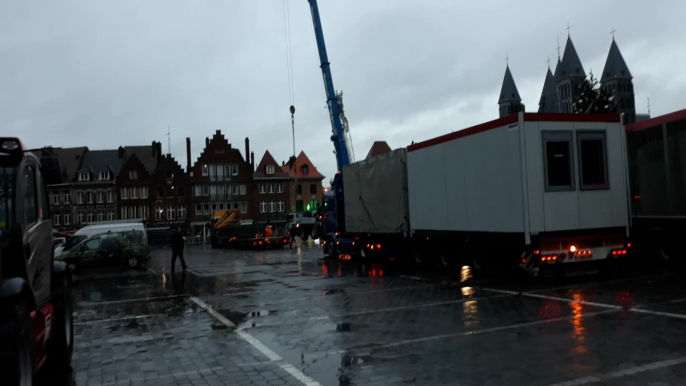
[2,1,684,180]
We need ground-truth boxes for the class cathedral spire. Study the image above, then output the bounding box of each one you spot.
[601,39,632,82]
[557,35,586,80]
[498,65,524,118]
[539,67,557,113]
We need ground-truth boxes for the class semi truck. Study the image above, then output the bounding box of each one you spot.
[324,113,632,278]
[0,137,74,384]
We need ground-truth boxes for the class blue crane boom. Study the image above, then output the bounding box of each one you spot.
[307,0,351,171]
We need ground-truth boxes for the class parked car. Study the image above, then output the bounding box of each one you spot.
[56,229,150,271]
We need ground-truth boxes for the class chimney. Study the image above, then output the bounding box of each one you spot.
[205,137,209,147]
[186,137,191,174]
[117,146,125,159]
[151,141,157,157]
[250,151,255,171]
[244,137,250,163]
[156,142,162,166]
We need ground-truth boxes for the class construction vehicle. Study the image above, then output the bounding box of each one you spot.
[0,137,74,384]
[210,211,288,249]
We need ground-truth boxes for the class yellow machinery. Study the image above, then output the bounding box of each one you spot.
[212,210,240,229]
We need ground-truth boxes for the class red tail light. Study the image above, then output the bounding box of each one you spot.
[284,239,288,243]
[376,244,381,249]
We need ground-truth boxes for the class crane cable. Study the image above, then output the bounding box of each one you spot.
[282,0,296,159]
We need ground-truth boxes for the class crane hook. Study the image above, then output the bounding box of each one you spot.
[290,105,295,116]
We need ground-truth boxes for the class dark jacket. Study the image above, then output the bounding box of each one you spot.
[171,231,185,252]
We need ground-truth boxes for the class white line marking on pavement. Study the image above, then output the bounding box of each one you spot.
[280,363,322,386]
[526,272,674,294]
[480,288,520,295]
[77,294,188,306]
[236,331,281,361]
[189,296,237,330]
[547,355,686,386]
[74,314,152,325]
[521,292,623,309]
[191,296,323,386]
[630,308,686,320]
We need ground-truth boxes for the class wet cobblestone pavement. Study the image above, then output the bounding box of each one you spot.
[61,244,686,386]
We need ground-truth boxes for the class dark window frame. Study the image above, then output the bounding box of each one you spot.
[542,131,575,192]
[577,131,609,190]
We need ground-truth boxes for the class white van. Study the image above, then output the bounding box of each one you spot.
[55,222,148,257]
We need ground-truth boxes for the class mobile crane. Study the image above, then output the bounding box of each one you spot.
[306,0,357,257]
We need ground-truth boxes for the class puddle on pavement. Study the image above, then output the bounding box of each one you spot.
[216,309,247,325]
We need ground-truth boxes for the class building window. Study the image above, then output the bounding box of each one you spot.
[202,185,210,196]
[203,204,210,215]
[64,214,71,225]
[178,206,186,220]
[129,170,138,179]
[578,132,608,190]
[53,214,60,225]
[121,207,127,220]
[259,184,266,194]
[107,191,114,203]
[310,184,317,194]
[156,206,164,220]
[78,172,89,181]
[107,211,114,221]
[543,131,574,191]
[277,184,284,193]
[52,194,60,205]
[97,191,104,203]
[269,201,276,213]
[166,170,174,180]
[202,164,209,176]
[87,192,94,204]
[218,203,225,211]
[277,201,285,212]
[77,213,83,224]
[217,164,224,181]
[259,202,267,213]
[195,204,202,215]
[240,202,248,214]
[97,212,104,222]
[240,184,246,195]
[209,185,217,200]
[301,165,309,175]
[63,193,70,204]
[167,206,175,220]
[76,192,83,204]
[297,184,303,195]
[120,188,129,200]
[131,187,138,199]
[141,187,148,199]
[268,184,275,194]
[266,165,275,174]
[231,165,238,176]
[209,165,217,181]
[194,185,201,197]
[87,212,94,223]
[99,172,111,181]
[231,202,238,211]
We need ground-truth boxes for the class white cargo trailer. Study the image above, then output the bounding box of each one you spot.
[406,112,630,275]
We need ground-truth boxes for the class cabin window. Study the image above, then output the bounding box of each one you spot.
[543,131,575,191]
[577,132,608,190]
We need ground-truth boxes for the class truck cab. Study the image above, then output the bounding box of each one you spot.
[0,137,74,385]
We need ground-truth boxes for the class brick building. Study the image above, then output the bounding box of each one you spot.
[44,147,88,231]
[189,131,254,238]
[282,151,325,214]
[149,153,190,229]
[116,144,160,222]
[253,151,290,222]
[72,150,121,226]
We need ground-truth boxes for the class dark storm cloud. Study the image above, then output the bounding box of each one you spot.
[1,1,684,179]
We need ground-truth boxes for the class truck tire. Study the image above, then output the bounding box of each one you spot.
[0,296,37,386]
[127,256,140,269]
[327,240,338,259]
[46,272,74,369]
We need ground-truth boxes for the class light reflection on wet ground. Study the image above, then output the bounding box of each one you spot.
[64,244,686,386]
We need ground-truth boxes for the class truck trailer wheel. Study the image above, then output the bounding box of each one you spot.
[127,256,140,269]
[327,241,338,259]
[46,272,74,370]
[0,296,37,386]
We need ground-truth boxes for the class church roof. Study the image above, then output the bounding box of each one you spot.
[538,67,558,113]
[600,39,632,82]
[556,36,586,80]
[366,141,392,161]
[499,66,521,103]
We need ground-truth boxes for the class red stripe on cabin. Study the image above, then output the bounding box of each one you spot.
[407,113,620,152]
[523,113,621,123]
[625,108,686,133]
[407,115,518,152]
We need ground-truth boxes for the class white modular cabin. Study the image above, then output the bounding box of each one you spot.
[406,112,630,249]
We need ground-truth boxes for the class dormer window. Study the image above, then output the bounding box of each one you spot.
[79,172,89,181]
[98,172,111,181]
[301,165,309,175]
[129,170,138,179]
[266,165,275,174]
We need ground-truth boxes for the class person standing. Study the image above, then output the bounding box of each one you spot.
[171,227,188,272]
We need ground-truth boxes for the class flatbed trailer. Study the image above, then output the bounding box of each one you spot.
[325,113,631,277]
